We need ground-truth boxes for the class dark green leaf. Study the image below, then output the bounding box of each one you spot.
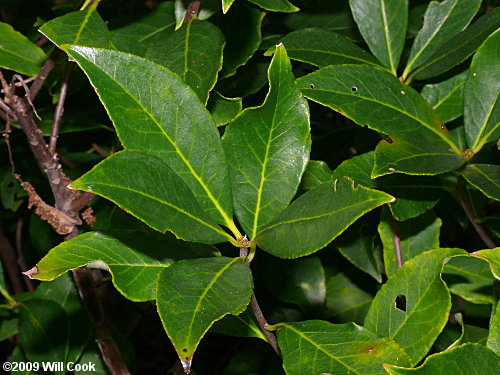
[72,151,230,243]
[383,343,500,374]
[364,248,467,365]
[412,8,500,80]
[471,248,500,280]
[156,257,253,372]
[372,136,465,177]
[276,320,411,375]
[207,92,242,127]
[0,309,18,342]
[326,272,373,324]
[461,164,500,201]
[298,160,333,193]
[488,302,499,355]
[222,45,311,238]
[464,29,500,152]
[110,2,176,55]
[210,309,266,341]
[247,0,299,13]
[29,231,218,301]
[39,8,110,48]
[64,47,235,231]
[421,70,468,123]
[145,20,224,103]
[0,22,46,76]
[0,170,25,212]
[268,28,382,68]
[350,0,408,74]
[379,210,441,277]
[443,256,495,304]
[403,0,481,77]
[255,178,394,258]
[297,65,460,151]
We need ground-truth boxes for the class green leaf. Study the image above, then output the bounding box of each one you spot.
[383,343,500,374]
[326,272,373,324]
[364,248,467,365]
[0,22,46,76]
[378,210,441,277]
[255,178,394,258]
[210,309,267,341]
[206,92,242,127]
[276,320,411,375]
[222,44,311,239]
[29,231,218,302]
[297,65,459,151]
[298,160,333,193]
[488,302,500,355]
[20,299,70,372]
[0,309,18,342]
[72,151,230,243]
[403,0,481,77]
[421,70,468,123]
[222,0,236,13]
[464,29,500,152]
[349,0,408,74]
[461,164,500,201]
[268,28,382,68]
[39,8,110,48]
[110,2,176,55]
[156,257,253,372]
[411,8,500,80]
[64,46,235,230]
[372,136,465,178]
[471,248,500,280]
[145,20,224,103]
[247,0,299,13]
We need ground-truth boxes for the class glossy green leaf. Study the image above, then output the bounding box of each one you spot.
[471,248,500,280]
[442,256,495,304]
[421,70,468,123]
[110,2,176,55]
[326,272,373,324]
[222,45,310,239]
[379,210,441,277]
[64,46,234,229]
[207,92,242,127]
[0,22,46,76]
[383,343,500,374]
[350,0,408,74]
[403,0,481,76]
[464,29,500,152]
[29,231,218,302]
[174,0,220,29]
[461,164,500,201]
[297,65,459,151]
[276,320,411,375]
[372,136,465,178]
[39,8,110,48]
[72,151,230,243]
[488,302,500,355]
[213,2,263,78]
[145,20,224,103]
[332,151,445,221]
[269,28,382,68]
[299,160,333,192]
[247,0,299,13]
[210,309,267,341]
[411,8,500,80]
[364,248,467,365]
[20,299,70,372]
[255,178,394,258]
[222,0,236,13]
[156,257,253,372]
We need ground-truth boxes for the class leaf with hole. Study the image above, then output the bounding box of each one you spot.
[350,0,408,75]
[29,231,218,302]
[276,320,411,375]
[364,248,467,365]
[156,257,253,373]
[255,178,394,258]
[64,46,234,229]
[222,44,310,239]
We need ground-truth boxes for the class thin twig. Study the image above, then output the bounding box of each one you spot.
[29,49,58,101]
[390,217,403,268]
[457,177,496,249]
[50,63,74,154]
[182,0,201,24]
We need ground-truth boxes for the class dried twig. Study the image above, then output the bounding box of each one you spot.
[50,63,74,154]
